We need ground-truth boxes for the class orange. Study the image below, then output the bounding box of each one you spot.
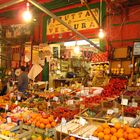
[123,124,129,130]
[104,135,110,140]
[111,128,117,134]
[44,119,49,125]
[51,121,56,127]
[133,133,138,139]
[46,124,51,129]
[118,138,125,140]
[128,133,134,140]
[110,135,117,140]
[123,132,128,139]
[127,127,133,133]
[118,128,124,133]
[104,128,111,135]
[134,128,140,135]
[114,122,121,130]
[69,137,75,140]
[102,123,109,128]
[115,131,123,138]
[40,123,45,129]
[96,126,103,132]
[48,116,54,122]
[93,131,98,137]
[97,132,104,139]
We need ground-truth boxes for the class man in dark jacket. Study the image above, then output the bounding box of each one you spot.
[18,66,28,92]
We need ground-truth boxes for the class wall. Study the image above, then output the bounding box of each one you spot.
[107,5,140,48]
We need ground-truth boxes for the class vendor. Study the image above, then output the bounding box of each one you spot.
[17,66,28,92]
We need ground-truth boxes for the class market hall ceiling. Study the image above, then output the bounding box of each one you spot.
[0,0,140,19]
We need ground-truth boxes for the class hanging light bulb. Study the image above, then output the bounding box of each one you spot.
[98,28,105,39]
[22,3,32,22]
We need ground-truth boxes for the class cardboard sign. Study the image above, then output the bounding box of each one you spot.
[5,104,9,111]
[61,118,66,126]
[7,117,12,123]
[107,109,114,115]
[53,96,59,102]
[121,99,128,106]
[80,117,87,126]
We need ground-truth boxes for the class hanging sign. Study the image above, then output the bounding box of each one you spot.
[134,42,140,55]
[47,8,99,35]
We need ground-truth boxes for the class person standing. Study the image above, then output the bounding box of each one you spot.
[17,66,28,92]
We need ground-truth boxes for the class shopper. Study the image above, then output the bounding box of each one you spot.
[17,66,28,93]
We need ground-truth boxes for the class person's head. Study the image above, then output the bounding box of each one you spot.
[20,66,26,73]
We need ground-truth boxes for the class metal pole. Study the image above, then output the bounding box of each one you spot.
[0,0,24,10]
[28,0,103,52]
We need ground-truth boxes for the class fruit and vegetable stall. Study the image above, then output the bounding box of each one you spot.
[0,77,139,140]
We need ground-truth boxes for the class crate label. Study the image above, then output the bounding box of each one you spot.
[107,109,114,115]
[80,117,87,126]
[132,102,138,107]
[7,117,12,123]
[5,104,8,110]
[48,101,51,107]
[53,96,59,101]
[61,117,66,126]
[121,99,128,106]
[15,101,18,105]
[17,95,21,100]
[113,108,119,113]
[67,100,74,105]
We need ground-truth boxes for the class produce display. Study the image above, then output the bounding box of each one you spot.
[24,113,57,129]
[93,123,140,140]
[52,107,79,122]
[124,107,140,117]
[101,78,127,97]
[0,76,139,140]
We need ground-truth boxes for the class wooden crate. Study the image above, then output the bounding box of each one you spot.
[110,61,121,68]
[122,60,131,75]
[114,48,128,58]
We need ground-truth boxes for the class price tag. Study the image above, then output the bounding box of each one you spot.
[80,117,87,126]
[132,102,138,107]
[61,117,66,126]
[107,109,114,115]
[89,136,99,140]
[17,95,21,101]
[5,104,9,111]
[67,100,74,105]
[15,101,18,105]
[7,117,12,123]
[113,108,119,113]
[121,99,128,106]
[48,101,51,107]
[53,96,59,102]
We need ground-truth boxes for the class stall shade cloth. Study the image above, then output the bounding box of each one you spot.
[28,64,43,81]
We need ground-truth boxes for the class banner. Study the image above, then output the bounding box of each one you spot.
[47,8,99,35]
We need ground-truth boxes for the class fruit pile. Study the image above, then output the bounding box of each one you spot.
[101,78,127,97]
[82,95,104,108]
[25,113,56,129]
[124,107,140,117]
[52,107,79,122]
[93,123,140,140]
